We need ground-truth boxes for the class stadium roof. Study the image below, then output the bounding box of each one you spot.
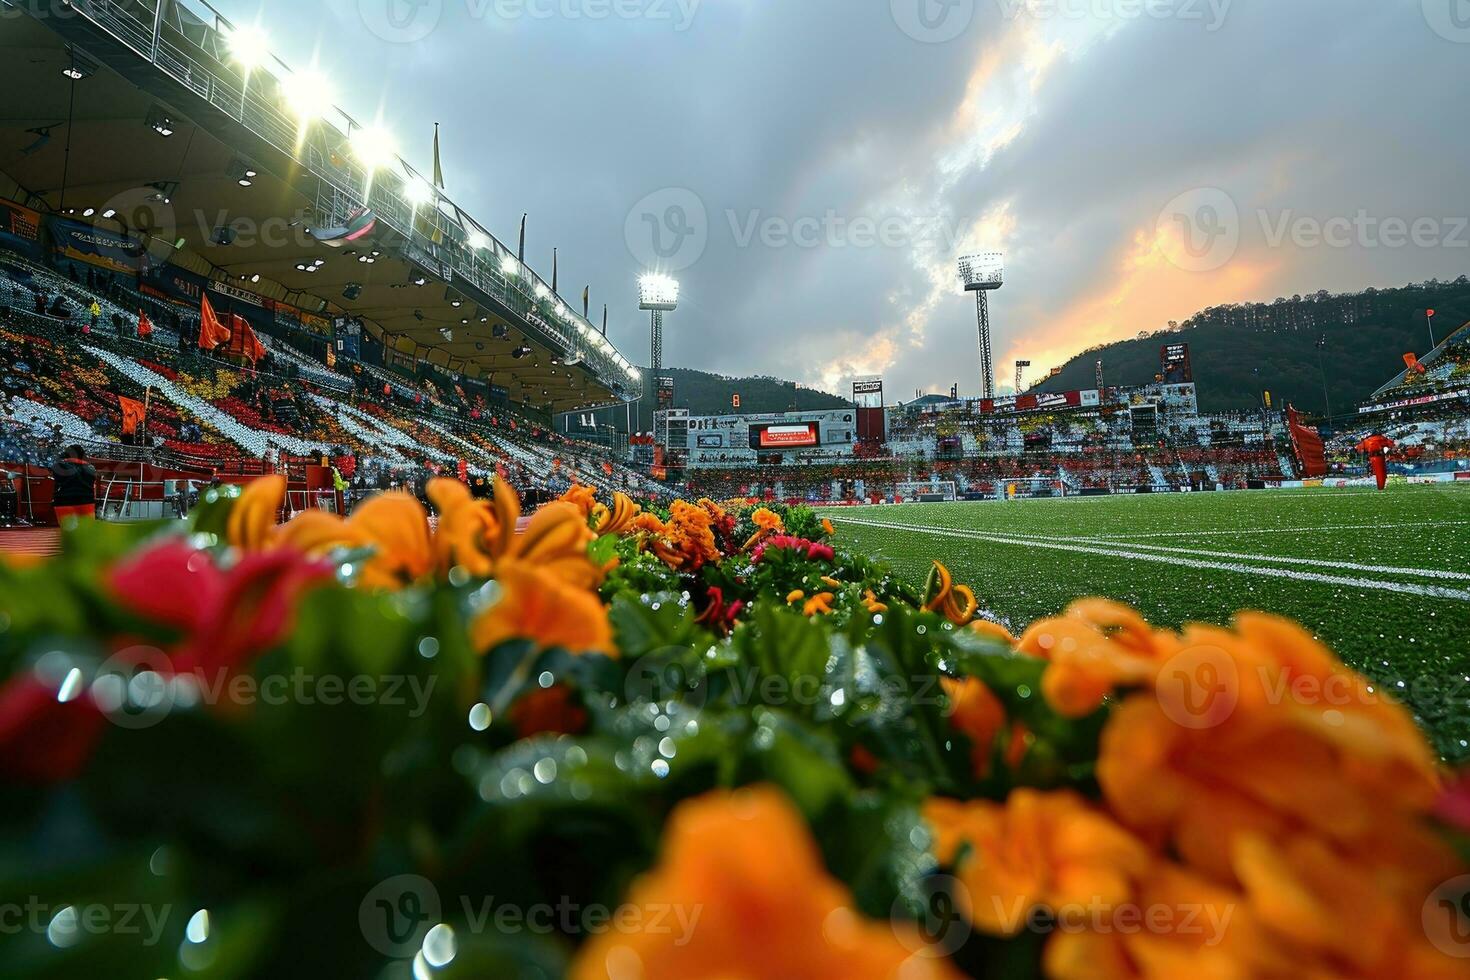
[0,0,641,412]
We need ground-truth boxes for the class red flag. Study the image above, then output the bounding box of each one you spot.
[198,294,231,351]
[118,395,146,436]
[137,309,153,339]
[230,316,267,363]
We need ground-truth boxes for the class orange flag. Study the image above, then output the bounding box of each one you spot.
[119,395,146,436]
[137,309,153,339]
[232,315,267,363]
[199,294,231,351]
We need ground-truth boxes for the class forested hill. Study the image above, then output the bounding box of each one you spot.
[1033,277,1470,415]
[632,367,848,431]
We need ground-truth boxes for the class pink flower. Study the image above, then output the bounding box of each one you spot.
[752,535,834,564]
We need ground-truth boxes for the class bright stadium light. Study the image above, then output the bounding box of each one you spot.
[404,176,434,205]
[282,69,334,121]
[352,125,399,171]
[638,273,678,391]
[467,230,490,251]
[638,274,679,311]
[227,24,272,72]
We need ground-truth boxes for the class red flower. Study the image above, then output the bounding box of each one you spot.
[1435,770,1470,833]
[111,541,332,675]
[0,542,332,784]
[751,535,835,564]
[0,672,108,783]
[509,686,588,738]
[695,587,745,635]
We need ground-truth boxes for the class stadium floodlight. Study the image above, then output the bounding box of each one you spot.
[638,274,679,379]
[957,252,1004,401]
[638,274,680,312]
[352,126,399,171]
[226,24,272,72]
[282,69,334,121]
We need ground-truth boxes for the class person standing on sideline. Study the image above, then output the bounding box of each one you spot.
[51,445,97,524]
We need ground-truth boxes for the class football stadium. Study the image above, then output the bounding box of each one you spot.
[1,2,1469,977]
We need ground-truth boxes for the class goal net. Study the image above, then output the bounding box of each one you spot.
[895,481,958,502]
[995,476,1065,500]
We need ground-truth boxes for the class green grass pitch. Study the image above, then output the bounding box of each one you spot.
[820,485,1470,762]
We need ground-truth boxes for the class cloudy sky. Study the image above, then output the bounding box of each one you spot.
[220,0,1470,397]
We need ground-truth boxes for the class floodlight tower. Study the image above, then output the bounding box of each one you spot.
[1015,360,1031,395]
[638,274,679,375]
[958,253,1004,400]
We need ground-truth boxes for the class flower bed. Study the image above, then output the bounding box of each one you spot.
[1,481,1467,977]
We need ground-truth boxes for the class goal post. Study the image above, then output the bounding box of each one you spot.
[895,481,958,502]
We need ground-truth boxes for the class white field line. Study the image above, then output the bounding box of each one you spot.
[838,518,1470,602]
[1057,536,1470,581]
[1075,520,1470,540]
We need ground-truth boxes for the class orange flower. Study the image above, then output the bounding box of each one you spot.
[226,474,286,552]
[862,589,888,615]
[1016,600,1171,718]
[505,499,603,590]
[752,507,783,532]
[822,517,836,536]
[742,506,785,551]
[572,787,963,980]
[241,476,600,593]
[803,592,835,617]
[593,491,641,537]
[472,560,613,656]
[924,790,1152,939]
[923,561,979,626]
[661,499,720,571]
[426,477,498,577]
[266,487,432,590]
[942,676,1012,777]
[558,483,599,518]
[970,619,1016,645]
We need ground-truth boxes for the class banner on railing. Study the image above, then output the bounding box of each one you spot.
[48,216,148,274]
[0,199,43,259]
